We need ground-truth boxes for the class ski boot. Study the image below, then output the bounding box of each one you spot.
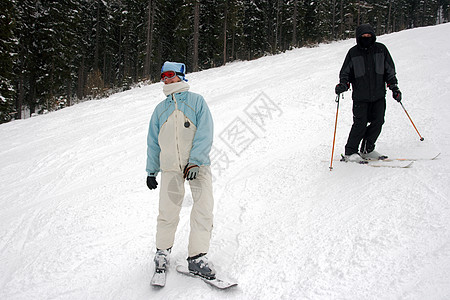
[154,249,171,273]
[360,150,388,160]
[341,153,366,163]
[187,253,216,280]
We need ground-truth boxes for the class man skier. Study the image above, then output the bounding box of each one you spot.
[335,23,402,162]
[146,61,216,280]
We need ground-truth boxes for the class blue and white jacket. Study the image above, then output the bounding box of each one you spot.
[146,83,213,175]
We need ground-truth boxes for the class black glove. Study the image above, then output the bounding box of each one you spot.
[146,176,158,190]
[335,82,349,95]
[388,83,402,102]
[183,163,199,180]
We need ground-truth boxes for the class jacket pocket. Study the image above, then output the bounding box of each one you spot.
[374,53,385,75]
[352,56,365,78]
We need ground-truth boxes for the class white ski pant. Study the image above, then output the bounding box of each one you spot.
[156,166,214,257]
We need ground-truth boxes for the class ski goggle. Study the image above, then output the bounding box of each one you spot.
[160,70,184,81]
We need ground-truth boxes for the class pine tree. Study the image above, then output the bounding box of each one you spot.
[144,0,156,79]
[242,0,270,59]
[199,0,224,68]
[0,0,16,123]
[225,0,245,61]
[2,0,449,124]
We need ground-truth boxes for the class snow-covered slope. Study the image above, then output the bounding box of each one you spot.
[1,23,450,300]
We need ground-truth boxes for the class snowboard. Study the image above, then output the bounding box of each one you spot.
[150,270,166,287]
[176,265,238,290]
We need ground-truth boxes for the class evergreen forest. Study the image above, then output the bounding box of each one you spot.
[0,0,448,123]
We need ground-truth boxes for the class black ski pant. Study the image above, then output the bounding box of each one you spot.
[345,98,386,155]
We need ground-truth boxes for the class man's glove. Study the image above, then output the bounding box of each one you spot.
[146,175,158,190]
[335,82,349,95]
[388,83,402,102]
[183,163,199,180]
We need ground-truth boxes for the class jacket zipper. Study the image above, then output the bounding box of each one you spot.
[172,94,183,171]
[365,48,375,101]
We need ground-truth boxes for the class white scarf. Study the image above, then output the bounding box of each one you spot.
[163,81,190,96]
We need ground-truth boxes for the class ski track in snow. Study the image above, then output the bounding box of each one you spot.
[1,24,450,299]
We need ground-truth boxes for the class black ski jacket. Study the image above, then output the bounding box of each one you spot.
[339,24,398,102]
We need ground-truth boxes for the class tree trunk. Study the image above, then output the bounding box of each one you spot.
[387,0,392,33]
[66,79,72,107]
[16,75,24,119]
[332,0,336,39]
[193,0,200,72]
[117,12,123,86]
[292,0,298,47]
[231,26,235,60]
[357,0,361,26]
[339,0,343,38]
[274,0,281,53]
[94,0,100,71]
[144,0,155,79]
[422,0,428,26]
[223,2,227,66]
[77,58,84,99]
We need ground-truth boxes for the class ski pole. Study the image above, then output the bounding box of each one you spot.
[330,94,340,171]
[399,101,424,141]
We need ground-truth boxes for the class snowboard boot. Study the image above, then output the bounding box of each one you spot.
[154,248,171,273]
[342,153,366,163]
[360,150,388,161]
[187,253,216,280]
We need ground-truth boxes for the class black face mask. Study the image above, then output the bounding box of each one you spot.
[359,36,373,49]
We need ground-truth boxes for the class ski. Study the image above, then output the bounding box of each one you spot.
[365,160,414,168]
[374,152,441,162]
[176,265,238,290]
[339,154,414,168]
[328,152,440,162]
[150,269,167,287]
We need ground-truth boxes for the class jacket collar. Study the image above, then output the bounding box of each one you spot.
[163,81,190,96]
[165,90,188,103]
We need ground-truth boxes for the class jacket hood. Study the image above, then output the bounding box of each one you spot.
[356,24,376,48]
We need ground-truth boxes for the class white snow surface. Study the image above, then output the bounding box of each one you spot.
[1,24,450,300]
